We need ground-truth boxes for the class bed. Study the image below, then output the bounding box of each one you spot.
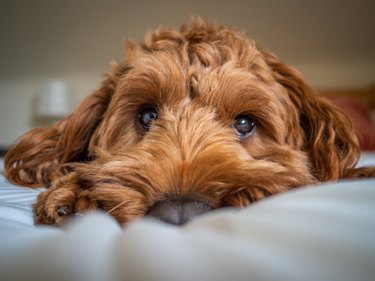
[1,86,375,281]
[0,153,375,281]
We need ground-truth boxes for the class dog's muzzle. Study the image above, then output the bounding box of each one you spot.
[147,198,212,225]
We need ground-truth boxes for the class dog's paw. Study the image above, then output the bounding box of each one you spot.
[33,174,97,225]
[344,167,375,179]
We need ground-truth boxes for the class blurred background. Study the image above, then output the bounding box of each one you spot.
[0,0,374,149]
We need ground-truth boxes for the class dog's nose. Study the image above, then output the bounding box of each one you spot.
[147,199,212,225]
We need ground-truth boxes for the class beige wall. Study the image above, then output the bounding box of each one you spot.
[1,0,374,146]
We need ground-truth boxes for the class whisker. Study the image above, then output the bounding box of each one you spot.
[106,200,129,214]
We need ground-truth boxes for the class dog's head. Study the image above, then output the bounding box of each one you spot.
[5,19,360,224]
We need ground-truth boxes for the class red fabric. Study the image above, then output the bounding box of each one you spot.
[328,97,375,151]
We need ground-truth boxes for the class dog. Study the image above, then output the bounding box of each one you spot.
[5,19,375,226]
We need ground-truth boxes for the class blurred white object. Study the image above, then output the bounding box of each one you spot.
[1,173,375,281]
[34,80,73,120]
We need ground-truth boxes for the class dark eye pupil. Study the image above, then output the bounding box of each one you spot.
[234,114,255,137]
[139,107,158,130]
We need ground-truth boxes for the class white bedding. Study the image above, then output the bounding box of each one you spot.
[1,155,375,281]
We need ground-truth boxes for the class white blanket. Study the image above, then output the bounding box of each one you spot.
[1,156,375,281]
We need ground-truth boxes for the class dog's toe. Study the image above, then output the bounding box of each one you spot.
[57,205,73,217]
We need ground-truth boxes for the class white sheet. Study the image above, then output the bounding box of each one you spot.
[1,156,375,281]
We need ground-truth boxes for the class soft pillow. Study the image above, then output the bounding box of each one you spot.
[1,174,375,281]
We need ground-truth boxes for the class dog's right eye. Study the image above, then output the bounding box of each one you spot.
[138,107,159,131]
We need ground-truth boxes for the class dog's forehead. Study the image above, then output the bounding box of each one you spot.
[120,25,269,92]
[119,45,276,113]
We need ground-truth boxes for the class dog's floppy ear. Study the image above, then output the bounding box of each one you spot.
[261,50,360,181]
[5,63,127,187]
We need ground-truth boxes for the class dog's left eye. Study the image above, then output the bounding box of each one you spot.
[233,114,256,138]
[138,107,159,131]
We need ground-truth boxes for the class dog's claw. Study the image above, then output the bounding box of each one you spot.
[57,206,72,217]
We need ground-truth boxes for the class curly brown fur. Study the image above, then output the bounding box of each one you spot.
[5,19,375,225]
